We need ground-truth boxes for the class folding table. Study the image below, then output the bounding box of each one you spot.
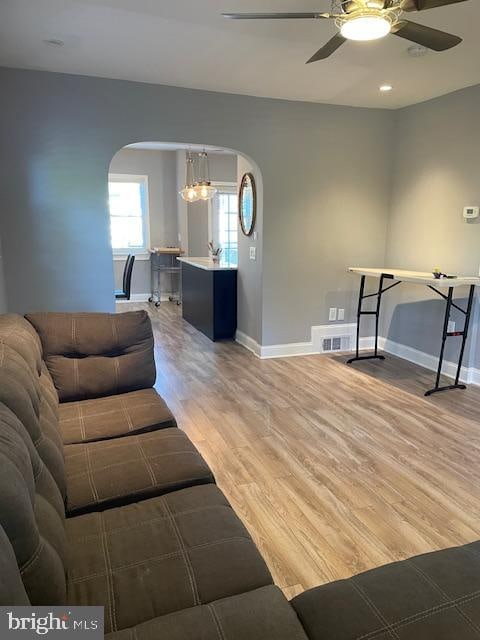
[348,268,480,396]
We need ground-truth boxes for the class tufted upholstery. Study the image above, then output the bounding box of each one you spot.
[0,403,67,606]
[58,389,176,445]
[292,542,480,640]
[0,341,66,499]
[105,586,309,640]
[64,427,214,516]
[66,485,273,634]
[0,400,273,635]
[0,524,30,606]
[26,312,156,402]
[0,314,43,376]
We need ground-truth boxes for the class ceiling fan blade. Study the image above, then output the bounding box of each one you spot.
[222,12,330,20]
[306,33,346,63]
[392,20,462,50]
[402,0,468,12]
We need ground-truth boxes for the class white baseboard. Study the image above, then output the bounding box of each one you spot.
[235,330,262,357]
[117,293,170,303]
[236,322,367,360]
[376,337,480,385]
[236,326,480,385]
[260,341,315,359]
[235,331,314,359]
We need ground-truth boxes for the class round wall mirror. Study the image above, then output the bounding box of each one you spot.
[239,173,256,236]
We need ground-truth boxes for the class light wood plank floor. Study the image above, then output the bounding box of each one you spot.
[120,301,480,599]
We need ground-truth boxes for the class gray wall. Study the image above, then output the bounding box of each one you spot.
[0,66,394,345]
[383,84,480,367]
[260,105,394,345]
[109,148,178,295]
[187,153,237,258]
[237,155,263,343]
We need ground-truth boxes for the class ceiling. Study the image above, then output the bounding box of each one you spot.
[0,0,478,108]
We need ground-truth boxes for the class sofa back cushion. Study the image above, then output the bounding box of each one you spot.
[26,311,156,402]
[0,341,66,500]
[0,314,43,376]
[0,403,66,605]
[0,524,30,605]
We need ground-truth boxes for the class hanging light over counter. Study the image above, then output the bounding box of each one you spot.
[179,152,199,203]
[195,151,217,201]
[179,150,217,203]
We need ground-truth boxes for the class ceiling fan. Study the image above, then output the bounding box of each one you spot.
[223,0,466,62]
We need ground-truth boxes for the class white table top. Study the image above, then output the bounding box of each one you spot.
[177,257,238,271]
[348,267,480,288]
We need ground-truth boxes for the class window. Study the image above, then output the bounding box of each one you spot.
[108,174,149,255]
[210,185,238,266]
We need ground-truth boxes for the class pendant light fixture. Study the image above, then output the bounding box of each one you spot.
[179,152,199,203]
[194,151,217,201]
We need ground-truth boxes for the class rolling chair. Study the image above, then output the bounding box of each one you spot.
[115,254,135,300]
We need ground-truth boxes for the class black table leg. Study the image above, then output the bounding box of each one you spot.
[425,284,475,397]
[347,275,386,365]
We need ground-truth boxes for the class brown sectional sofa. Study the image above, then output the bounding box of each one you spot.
[0,309,479,639]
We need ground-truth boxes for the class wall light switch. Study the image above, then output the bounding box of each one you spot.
[329,307,337,322]
[338,308,345,321]
[249,246,256,261]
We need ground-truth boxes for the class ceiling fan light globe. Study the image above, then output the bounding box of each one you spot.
[340,16,391,41]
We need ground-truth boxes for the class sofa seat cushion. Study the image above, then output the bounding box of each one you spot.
[58,389,176,445]
[66,485,273,634]
[65,428,214,516]
[292,540,480,640]
[106,586,308,640]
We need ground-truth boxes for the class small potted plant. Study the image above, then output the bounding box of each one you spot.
[208,242,223,264]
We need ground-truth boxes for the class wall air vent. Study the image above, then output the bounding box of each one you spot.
[321,335,351,353]
[312,323,357,355]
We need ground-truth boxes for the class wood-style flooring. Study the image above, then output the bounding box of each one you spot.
[119,301,480,599]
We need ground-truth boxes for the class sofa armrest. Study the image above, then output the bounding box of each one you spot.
[26,311,156,402]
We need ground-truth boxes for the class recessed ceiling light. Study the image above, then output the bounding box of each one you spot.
[43,39,65,47]
[379,84,393,93]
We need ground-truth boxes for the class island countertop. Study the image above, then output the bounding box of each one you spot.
[177,257,238,271]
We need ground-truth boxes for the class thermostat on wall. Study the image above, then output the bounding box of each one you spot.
[463,206,479,220]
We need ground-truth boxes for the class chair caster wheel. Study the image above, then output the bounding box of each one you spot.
[155,302,161,308]
[168,296,174,302]
[148,297,154,303]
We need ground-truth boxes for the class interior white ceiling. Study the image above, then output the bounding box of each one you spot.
[0,0,478,108]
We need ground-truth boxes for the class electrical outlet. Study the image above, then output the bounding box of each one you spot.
[338,308,345,321]
[249,246,256,261]
[329,308,337,322]
[448,320,456,333]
